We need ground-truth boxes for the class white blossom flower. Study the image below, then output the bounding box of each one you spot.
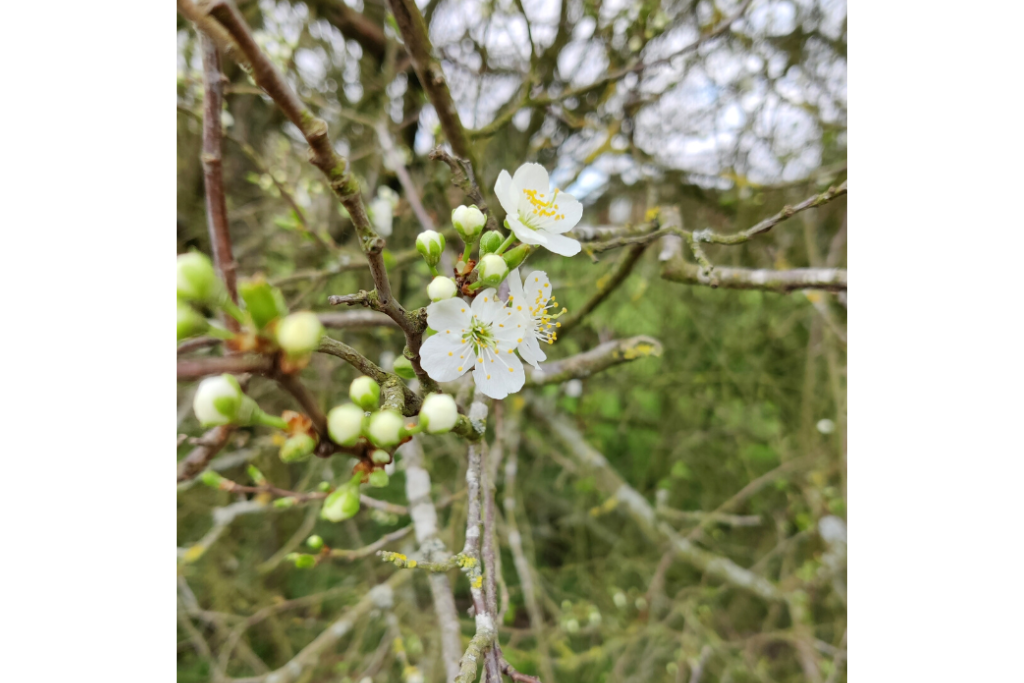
[420,290,530,399]
[494,163,583,257]
[505,268,567,369]
[276,311,324,358]
[452,204,485,241]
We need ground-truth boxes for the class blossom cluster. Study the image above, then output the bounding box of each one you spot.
[414,163,580,399]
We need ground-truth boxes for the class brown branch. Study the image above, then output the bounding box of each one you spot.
[558,242,647,338]
[318,311,400,330]
[316,336,423,415]
[177,355,273,381]
[200,31,239,331]
[203,1,436,388]
[178,337,222,355]
[387,0,474,167]
[428,148,497,232]
[177,425,234,482]
[527,336,663,386]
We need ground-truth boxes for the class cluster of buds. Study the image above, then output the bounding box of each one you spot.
[413,205,534,301]
[178,252,325,372]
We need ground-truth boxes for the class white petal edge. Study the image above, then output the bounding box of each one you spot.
[420,334,471,383]
[536,230,581,257]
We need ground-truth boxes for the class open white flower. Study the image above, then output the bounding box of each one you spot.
[420,290,530,399]
[494,163,583,257]
[505,268,567,369]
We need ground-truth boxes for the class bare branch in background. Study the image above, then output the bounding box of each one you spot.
[527,336,663,386]
[662,261,848,293]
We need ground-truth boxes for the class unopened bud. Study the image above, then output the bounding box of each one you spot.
[193,374,256,426]
[327,403,365,446]
[239,277,288,329]
[306,534,324,550]
[419,393,458,434]
[415,230,446,267]
[293,553,317,569]
[177,252,224,304]
[427,276,458,302]
[277,311,323,359]
[452,204,485,241]
[200,470,226,488]
[177,300,208,341]
[273,497,297,509]
[502,244,530,270]
[349,376,381,411]
[368,470,389,488]
[479,231,502,255]
[280,433,317,463]
[371,449,391,465]
[476,254,508,287]
[321,485,360,522]
[367,410,403,448]
[392,356,416,380]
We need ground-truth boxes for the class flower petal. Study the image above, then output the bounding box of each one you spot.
[547,193,583,234]
[507,216,549,246]
[510,162,550,198]
[523,270,551,304]
[506,267,526,306]
[472,288,503,324]
[420,334,471,383]
[494,170,516,215]
[426,297,471,333]
[536,230,581,257]
[518,334,547,369]
[473,350,525,399]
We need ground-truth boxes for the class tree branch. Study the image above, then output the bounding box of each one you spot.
[177,425,234,482]
[199,31,239,321]
[662,260,848,293]
[527,336,663,386]
[177,355,273,381]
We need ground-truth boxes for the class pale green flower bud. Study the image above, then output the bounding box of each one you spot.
[277,311,323,358]
[476,254,508,287]
[367,410,404,448]
[502,244,530,270]
[427,276,458,302]
[368,470,389,488]
[177,252,224,304]
[419,393,458,434]
[371,449,392,465]
[280,433,317,463]
[349,376,381,411]
[327,403,364,446]
[293,553,317,569]
[392,356,416,380]
[306,534,324,550]
[177,300,208,342]
[415,230,446,267]
[238,277,288,329]
[273,497,297,509]
[452,204,485,241]
[478,231,503,255]
[200,470,226,489]
[193,374,256,426]
[321,485,360,522]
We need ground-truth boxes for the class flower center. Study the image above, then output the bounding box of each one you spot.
[461,316,497,354]
[519,188,566,229]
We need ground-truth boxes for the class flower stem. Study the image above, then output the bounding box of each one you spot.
[428,264,441,278]
[494,232,517,255]
[254,411,289,431]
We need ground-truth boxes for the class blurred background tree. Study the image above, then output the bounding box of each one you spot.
[177,0,846,681]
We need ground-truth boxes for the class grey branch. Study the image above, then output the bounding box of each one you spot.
[662,259,848,293]
[223,572,412,683]
[527,336,663,386]
[399,437,463,681]
[535,409,787,603]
